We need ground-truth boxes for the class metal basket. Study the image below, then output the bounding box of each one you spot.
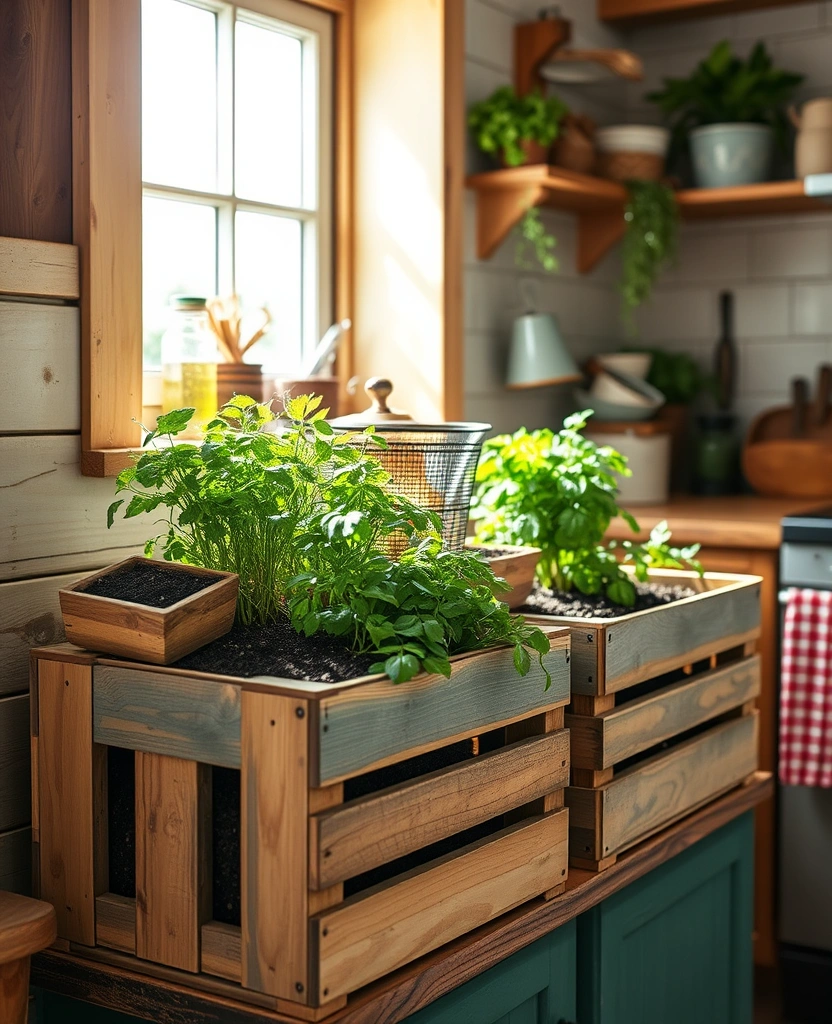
[334,422,491,551]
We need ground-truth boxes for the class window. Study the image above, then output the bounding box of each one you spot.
[141,0,333,374]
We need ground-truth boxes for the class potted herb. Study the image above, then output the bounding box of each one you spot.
[620,180,678,329]
[647,40,803,188]
[107,395,552,686]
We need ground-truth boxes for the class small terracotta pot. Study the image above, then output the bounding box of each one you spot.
[266,375,340,418]
[217,362,264,410]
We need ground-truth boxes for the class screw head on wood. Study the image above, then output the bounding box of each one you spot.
[586,634,593,642]
[295,707,305,719]
[296,982,304,993]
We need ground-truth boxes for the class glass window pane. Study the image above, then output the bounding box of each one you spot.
[235,20,303,207]
[142,0,218,192]
[235,211,302,373]
[143,196,217,367]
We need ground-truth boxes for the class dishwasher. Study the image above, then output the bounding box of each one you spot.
[779,508,832,1024]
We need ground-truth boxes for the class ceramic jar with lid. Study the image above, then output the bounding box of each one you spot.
[790,99,832,177]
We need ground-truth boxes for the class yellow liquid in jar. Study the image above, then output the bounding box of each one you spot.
[161,362,218,439]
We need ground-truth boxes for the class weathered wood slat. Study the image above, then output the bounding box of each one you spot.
[95,893,136,954]
[241,692,309,1000]
[316,633,570,784]
[0,436,146,581]
[37,660,96,943]
[0,573,86,697]
[568,711,759,862]
[135,753,211,973]
[313,809,568,1003]
[567,655,762,770]
[0,693,31,832]
[310,730,569,889]
[0,827,31,895]
[93,666,241,768]
[0,237,79,299]
[0,302,80,432]
[201,922,241,984]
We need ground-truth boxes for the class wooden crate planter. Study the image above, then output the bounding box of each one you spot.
[30,627,570,1019]
[526,570,762,870]
[466,543,541,609]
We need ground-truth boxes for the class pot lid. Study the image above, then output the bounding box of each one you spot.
[331,378,491,433]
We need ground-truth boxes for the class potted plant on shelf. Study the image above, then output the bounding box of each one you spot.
[647,40,804,188]
[468,85,568,272]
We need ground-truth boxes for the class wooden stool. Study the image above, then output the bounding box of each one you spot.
[0,891,57,1024]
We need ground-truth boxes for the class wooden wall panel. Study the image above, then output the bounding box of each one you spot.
[0,0,72,242]
[0,826,31,895]
[0,237,79,299]
[0,694,30,833]
[0,435,147,581]
[0,302,80,432]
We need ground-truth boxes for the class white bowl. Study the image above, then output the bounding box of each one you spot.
[597,352,652,380]
[590,369,664,410]
[595,125,670,157]
[574,389,657,422]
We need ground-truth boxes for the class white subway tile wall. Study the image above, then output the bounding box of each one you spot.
[464,0,832,435]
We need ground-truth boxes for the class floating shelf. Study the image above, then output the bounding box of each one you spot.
[597,0,810,27]
[465,166,832,274]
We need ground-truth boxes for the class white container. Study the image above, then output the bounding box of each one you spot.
[595,125,670,156]
[598,352,652,380]
[590,369,664,410]
[587,428,671,505]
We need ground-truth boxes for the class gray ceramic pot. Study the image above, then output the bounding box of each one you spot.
[689,123,773,188]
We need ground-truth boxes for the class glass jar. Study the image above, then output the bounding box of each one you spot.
[161,296,218,439]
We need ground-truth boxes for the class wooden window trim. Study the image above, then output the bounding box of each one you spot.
[75,0,353,476]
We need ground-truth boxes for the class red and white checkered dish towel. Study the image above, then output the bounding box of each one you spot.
[780,587,832,787]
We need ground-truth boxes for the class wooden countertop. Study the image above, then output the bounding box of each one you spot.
[32,772,772,1024]
[606,495,828,550]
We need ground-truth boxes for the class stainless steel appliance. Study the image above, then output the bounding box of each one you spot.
[779,508,832,1024]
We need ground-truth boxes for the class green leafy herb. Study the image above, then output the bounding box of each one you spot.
[620,180,678,330]
[515,207,558,273]
[468,86,568,168]
[472,411,702,607]
[647,40,803,165]
[109,395,551,686]
[621,347,707,405]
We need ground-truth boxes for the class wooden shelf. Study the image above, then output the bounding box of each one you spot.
[598,0,811,27]
[466,166,832,274]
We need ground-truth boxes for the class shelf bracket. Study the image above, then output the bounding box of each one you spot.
[474,185,548,261]
[577,209,625,274]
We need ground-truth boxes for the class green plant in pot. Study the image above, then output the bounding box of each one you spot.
[647,40,803,188]
[108,395,552,685]
[471,411,702,610]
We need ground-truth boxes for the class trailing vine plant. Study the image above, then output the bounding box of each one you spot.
[108,396,552,686]
[620,180,678,331]
[515,207,558,273]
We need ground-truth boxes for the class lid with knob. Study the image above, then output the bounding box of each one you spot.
[331,378,490,432]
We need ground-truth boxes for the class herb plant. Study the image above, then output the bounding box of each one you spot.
[472,412,702,608]
[647,40,803,161]
[108,396,552,685]
[624,347,706,405]
[468,86,567,167]
[620,180,678,330]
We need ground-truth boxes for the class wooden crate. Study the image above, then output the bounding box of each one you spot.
[30,627,570,1019]
[526,570,762,870]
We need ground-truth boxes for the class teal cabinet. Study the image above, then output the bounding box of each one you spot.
[577,812,754,1024]
[404,920,576,1024]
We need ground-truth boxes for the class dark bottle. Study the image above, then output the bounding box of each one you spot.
[714,291,736,412]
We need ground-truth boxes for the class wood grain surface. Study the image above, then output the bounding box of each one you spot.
[0,826,31,895]
[201,922,241,984]
[0,694,30,833]
[95,894,136,955]
[0,890,56,964]
[0,237,78,300]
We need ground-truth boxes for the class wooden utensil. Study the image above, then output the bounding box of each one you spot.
[791,377,809,437]
[814,363,832,426]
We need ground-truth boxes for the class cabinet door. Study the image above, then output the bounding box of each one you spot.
[577,813,754,1024]
[405,919,576,1024]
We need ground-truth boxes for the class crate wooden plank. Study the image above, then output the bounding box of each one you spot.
[37,659,97,944]
[313,808,568,1002]
[568,655,762,771]
[600,579,761,695]
[0,237,79,299]
[568,711,759,862]
[0,574,86,697]
[135,752,211,973]
[0,693,31,832]
[315,633,570,784]
[0,436,146,582]
[201,922,241,984]
[93,666,241,768]
[0,302,80,432]
[96,893,136,954]
[241,692,309,1000]
[0,827,31,895]
[310,729,569,889]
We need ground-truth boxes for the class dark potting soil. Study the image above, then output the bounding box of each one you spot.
[467,545,518,558]
[519,580,697,620]
[81,561,217,608]
[174,619,379,683]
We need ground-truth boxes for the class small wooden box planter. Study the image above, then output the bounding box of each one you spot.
[30,627,571,1019]
[58,557,239,665]
[466,542,541,609]
[525,570,762,870]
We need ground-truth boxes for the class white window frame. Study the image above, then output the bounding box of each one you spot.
[141,0,333,370]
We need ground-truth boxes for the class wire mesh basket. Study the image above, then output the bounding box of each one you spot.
[333,422,491,552]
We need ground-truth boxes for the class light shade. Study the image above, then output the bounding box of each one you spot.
[506,313,581,389]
